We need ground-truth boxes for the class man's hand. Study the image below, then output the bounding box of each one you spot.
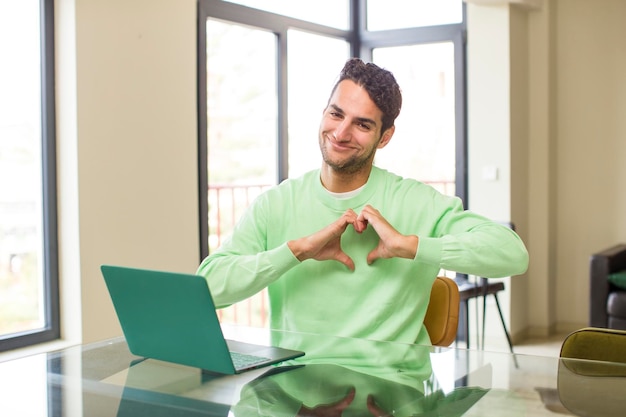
[356,205,418,265]
[297,390,391,417]
[287,206,418,269]
[287,209,361,271]
[297,388,355,416]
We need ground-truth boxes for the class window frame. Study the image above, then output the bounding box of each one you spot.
[0,0,60,352]
[356,7,468,206]
[197,0,466,260]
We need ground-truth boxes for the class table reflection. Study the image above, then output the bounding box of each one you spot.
[232,363,487,417]
[98,334,489,417]
[557,358,626,417]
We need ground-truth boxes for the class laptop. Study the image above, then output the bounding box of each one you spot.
[101,265,304,374]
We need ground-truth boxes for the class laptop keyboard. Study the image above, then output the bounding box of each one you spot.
[230,351,270,369]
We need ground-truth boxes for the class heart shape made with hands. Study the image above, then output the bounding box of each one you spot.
[352,216,369,234]
[343,205,419,266]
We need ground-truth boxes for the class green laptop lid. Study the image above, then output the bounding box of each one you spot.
[101,265,236,374]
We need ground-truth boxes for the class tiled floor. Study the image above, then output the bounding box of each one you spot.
[457,332,567,358]
[457,298,570,358]
[507,334,566,357]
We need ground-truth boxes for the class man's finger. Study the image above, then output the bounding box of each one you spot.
[337,251,355,271]
[366,394,390,416]
[366,247,379,265]
[338,387,356,408]
[353,217,368,233]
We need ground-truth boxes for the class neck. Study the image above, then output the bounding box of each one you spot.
[320,164,372,193]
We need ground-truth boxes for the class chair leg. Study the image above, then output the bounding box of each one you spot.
[464,299,470,349]
[480,277,489,350]
[492,293,514,355]
[456,299,471,348]
[481,292,487,349]
[475,293,481,349]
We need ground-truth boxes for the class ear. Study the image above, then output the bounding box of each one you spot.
[377,125,395,149]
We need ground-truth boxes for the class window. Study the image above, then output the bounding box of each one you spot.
[287,30,350,177]
[373,43,458,196]
[223,0,350,29]
[198,0,465,326]
[0,0,59,351]
[205,19,278,253]
[366,0,463,30]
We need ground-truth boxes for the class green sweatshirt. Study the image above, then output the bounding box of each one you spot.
[197,166,528,352]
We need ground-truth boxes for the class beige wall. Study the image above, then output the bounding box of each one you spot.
[56,0,199,345]
[468,0,626,339]
[44,0,626,349]
[466,2,521,342]
[553,0,626,330]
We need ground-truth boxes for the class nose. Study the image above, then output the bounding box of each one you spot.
[333,120,351,142]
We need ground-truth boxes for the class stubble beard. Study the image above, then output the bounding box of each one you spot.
[319,137,378,175]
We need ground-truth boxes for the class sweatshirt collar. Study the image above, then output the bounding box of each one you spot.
[314,166,382,211]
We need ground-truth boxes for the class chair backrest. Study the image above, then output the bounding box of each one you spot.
[424,276,460,347]
[560,327,626,364]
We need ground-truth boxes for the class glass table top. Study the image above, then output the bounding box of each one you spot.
[1,325,624,416]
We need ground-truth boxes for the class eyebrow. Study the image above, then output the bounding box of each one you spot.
[328,104,378,128]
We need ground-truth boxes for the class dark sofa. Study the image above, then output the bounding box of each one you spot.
[590,243,626,330]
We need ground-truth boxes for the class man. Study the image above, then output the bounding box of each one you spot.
[197,58,528,351]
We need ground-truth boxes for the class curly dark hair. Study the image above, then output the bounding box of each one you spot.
[328,58,402,134]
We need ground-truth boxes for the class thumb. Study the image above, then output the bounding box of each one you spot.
[366,247,380,265]
[339,387,356,408]
[337,251,356,271]
[366,394,389,416]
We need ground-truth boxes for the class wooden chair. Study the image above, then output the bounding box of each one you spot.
[456,276,514,352]
[424,276,460,347]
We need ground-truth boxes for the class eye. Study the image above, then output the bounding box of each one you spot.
[329,111,343,119]
[357,122,372,131]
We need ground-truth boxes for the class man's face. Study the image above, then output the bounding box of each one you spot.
[318,80,392,174]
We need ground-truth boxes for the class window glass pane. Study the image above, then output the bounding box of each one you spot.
[206,19,277,252]
[200,1,465,328]
[0,1,46,337]
[373,43,456,196]
[367,0,463,31]
[205,19,277,327]
[287,30,349,178]
[225,0,350,30]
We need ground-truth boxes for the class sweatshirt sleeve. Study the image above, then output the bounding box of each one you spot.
[413,194,529,278]
[196,194,300,308]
